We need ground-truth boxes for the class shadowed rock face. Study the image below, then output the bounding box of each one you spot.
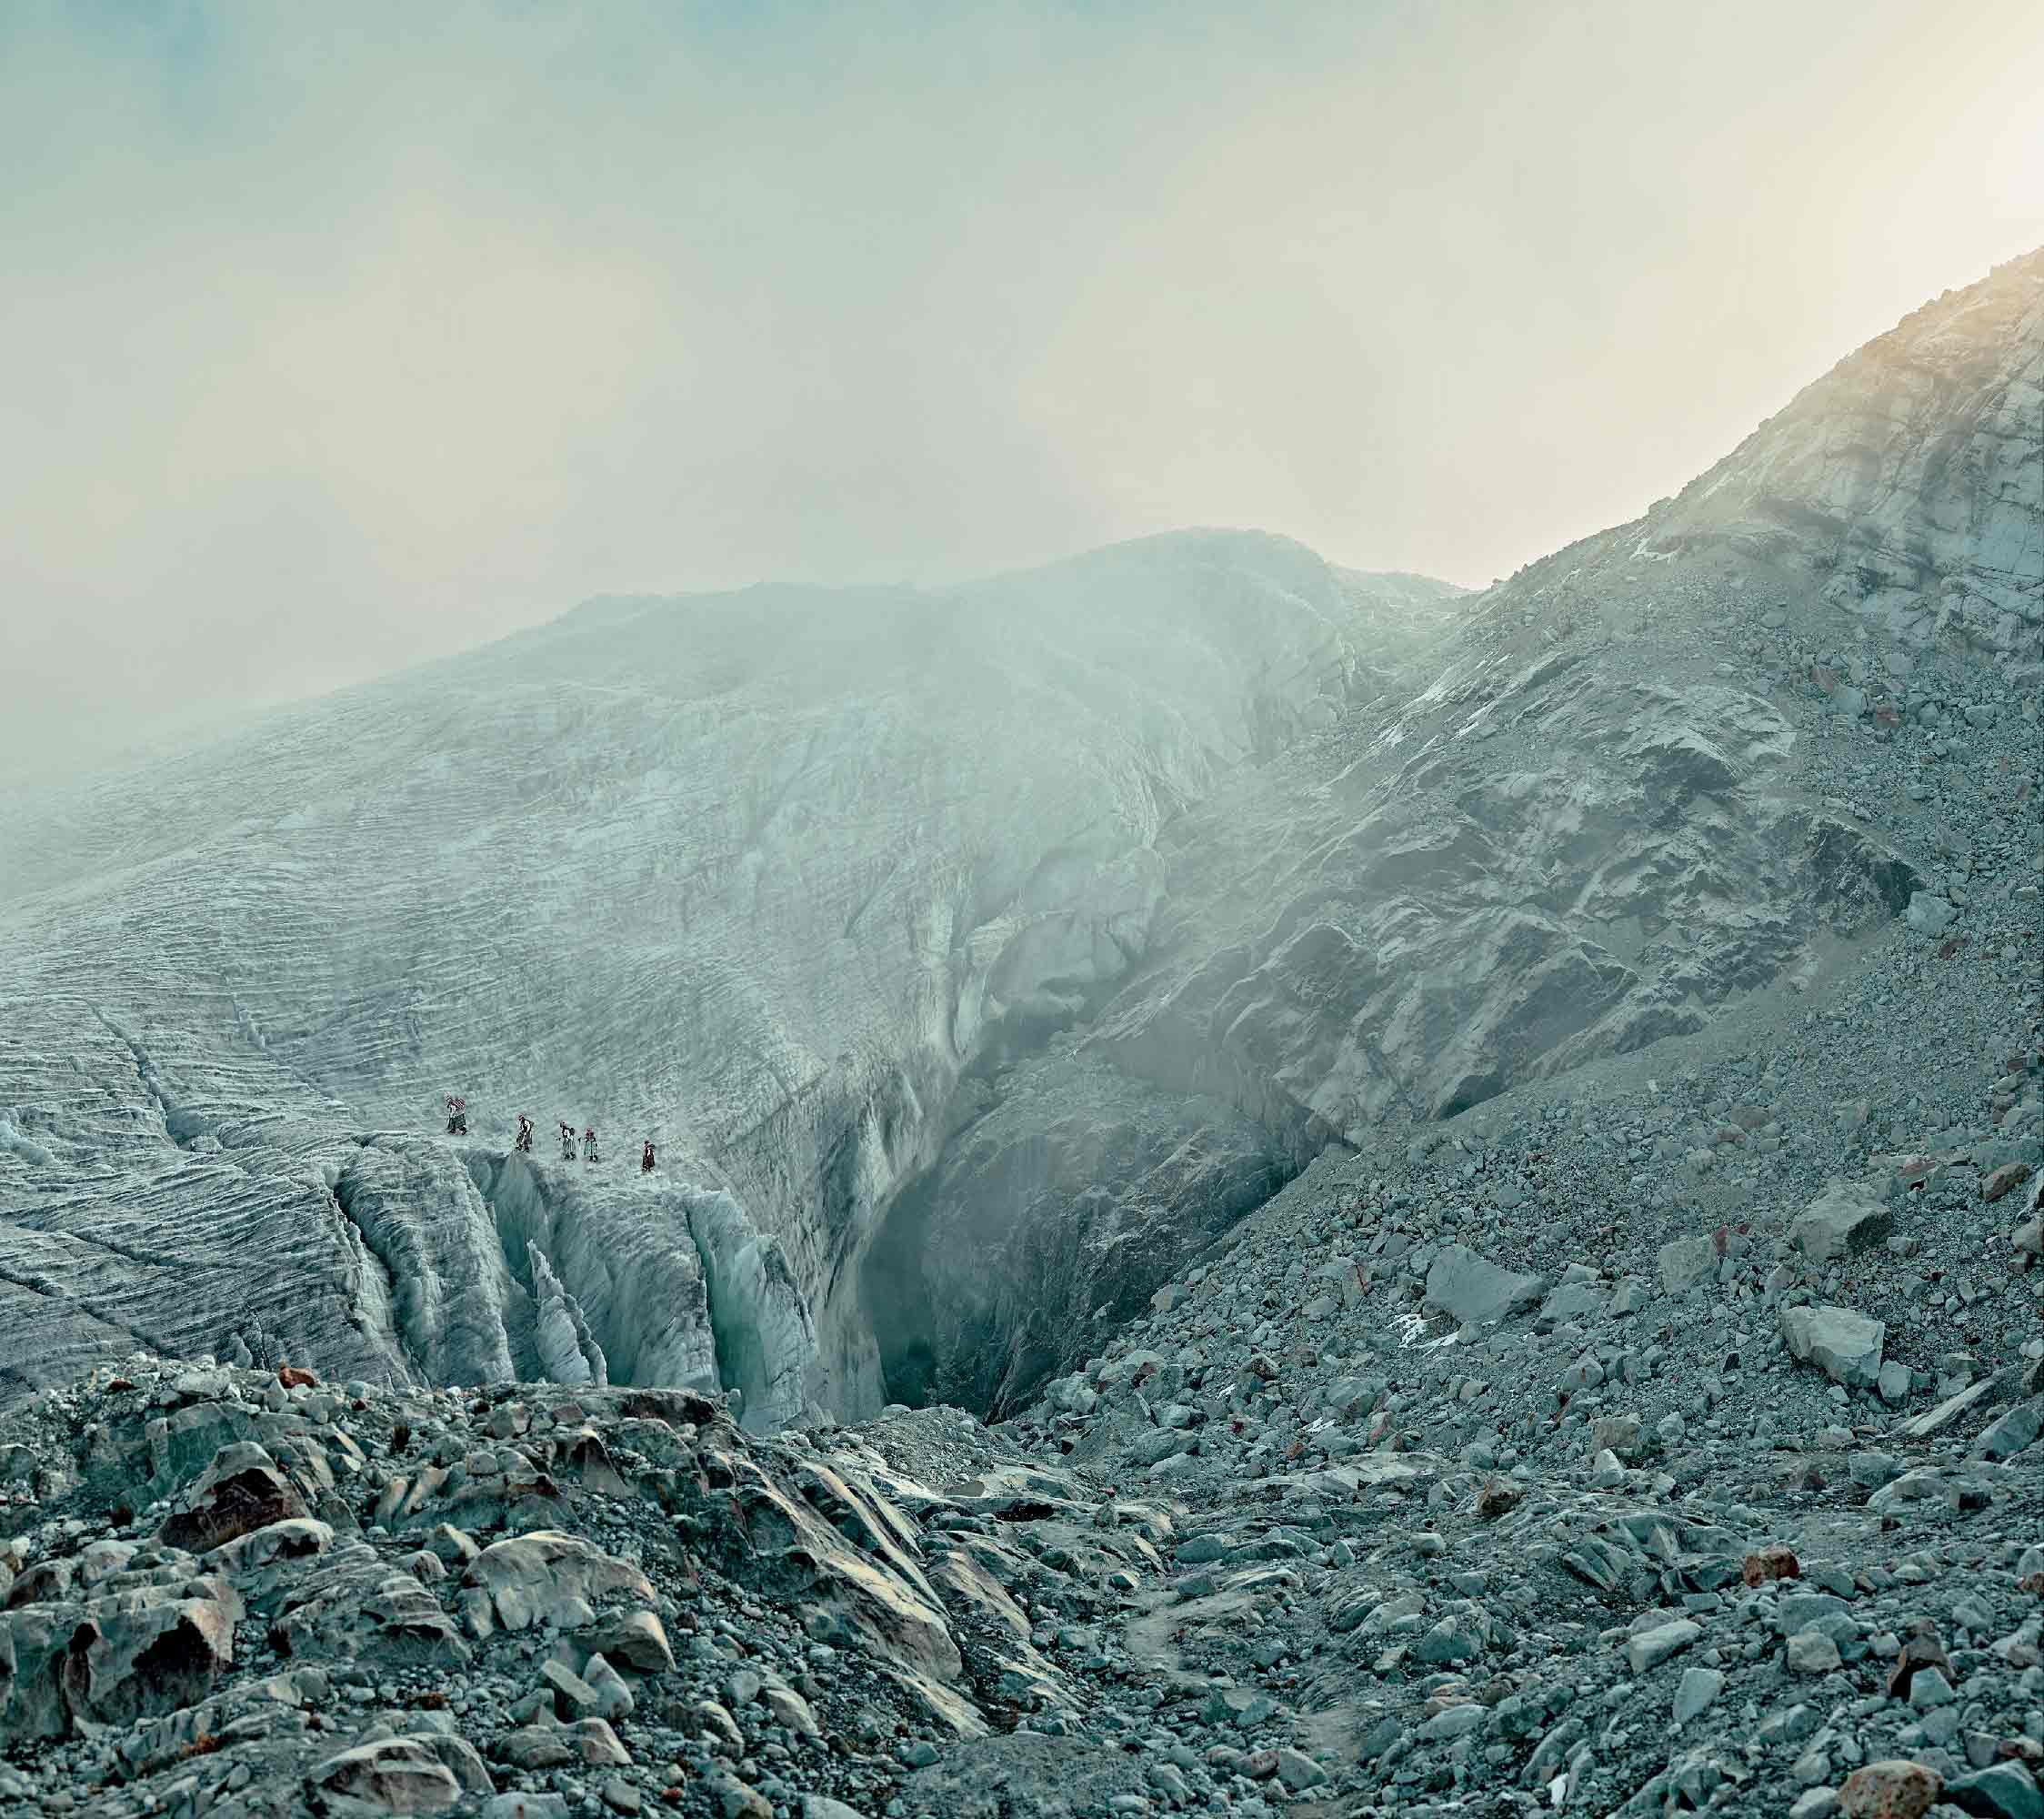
[861,1055,1293,1419]
[157,1442,308,1554]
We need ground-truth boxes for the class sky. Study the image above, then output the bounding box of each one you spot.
[3,0,2041,782]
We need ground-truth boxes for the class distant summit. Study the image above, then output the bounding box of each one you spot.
[1639,246,2041,649]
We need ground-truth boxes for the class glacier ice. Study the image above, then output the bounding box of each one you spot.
[686,1191,817,1432]
[526,1241,606,1389]
[0,1118,53,1167]
[0,530,1454,1421]
[335,1142,519,1387]
[0,255,2035,1425]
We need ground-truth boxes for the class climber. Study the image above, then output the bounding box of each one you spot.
[641,1139,656,1174]
[558,1121,576,1161]
[445,1094,466,1136]
[515,1113,534,1154]
[583,1125,599,1164]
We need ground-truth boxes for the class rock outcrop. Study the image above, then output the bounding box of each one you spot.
[0,1358,1180,1818]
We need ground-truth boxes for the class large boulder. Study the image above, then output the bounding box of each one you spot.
[1904,892,1957,937]
[157,1442,308,1554]
[1778,1304,1885,1389]
[0,1576,243,1744]
[1658,1236,1718,1296]
[461,1531,656,1635]
[277,1548,471,1668]
[66,1586,243,1732]
[306,1735,463,1814]
[1972,1401,2042,1463]
[202,1517,336,1603]
[1788,1180,1893,1263]
[1424,1245,1546,1329]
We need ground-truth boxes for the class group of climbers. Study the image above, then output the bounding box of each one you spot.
[444,1100,656,1172]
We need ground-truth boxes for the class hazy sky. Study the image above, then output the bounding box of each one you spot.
[4,1,2041,780]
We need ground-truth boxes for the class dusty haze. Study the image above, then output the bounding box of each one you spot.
[3,0,2040,782]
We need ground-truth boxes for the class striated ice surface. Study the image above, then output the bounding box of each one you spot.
[334,1141,519,1387]
[0,531,1462,1419]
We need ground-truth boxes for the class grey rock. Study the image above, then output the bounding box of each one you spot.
[764,1684,820,1736]
[306,1736,462,1813]
[1273,1747,1328,1792]
[1128,1427,1189,1468]
[541,1658,603,1715]
[581,1652,636,1721]
[492,1727,575,1772]
[1758,1704,1822,1746]
[1787,1629,1842,1673]
[1943,1764,2044,1819]
[567,1718,633,1767]
[1658,1236,1719,1296]
[1909,1664,1957,1709]
[1673,1666,1724,1724]
[1895,1379,1995,1440]
[1788,1179,1893,1263]
[1625,1619,1700,1675]
[1906,890,1958,935]
[1973,1400,2042,1462]
[1420,1703,1487,1741]
[465,1531,656,1634]
[1778,1304,1885,1389]
[710,1772,776,1819]
[1424,1245,1547,1328]
[581,1608,676,1674]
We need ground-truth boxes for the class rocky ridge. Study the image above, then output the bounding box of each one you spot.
[882,246,2043,1412]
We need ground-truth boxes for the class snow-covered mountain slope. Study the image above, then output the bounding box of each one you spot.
[0,532,1468,1421]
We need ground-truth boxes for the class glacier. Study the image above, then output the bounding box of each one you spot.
[0,530,1465,1422]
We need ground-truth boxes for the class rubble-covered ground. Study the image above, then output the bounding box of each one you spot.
[1003,907,2044,1819]
[2,930,2039,1819]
